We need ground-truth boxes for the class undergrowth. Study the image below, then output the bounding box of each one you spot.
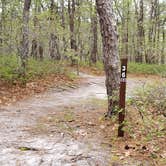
[128,63,166,76]
[125,83,166,146]
[121,83,166,164]
[0,55,75,84]
[79,61,166,76]
[130,83,166,117]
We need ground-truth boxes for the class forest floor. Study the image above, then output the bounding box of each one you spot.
[0,72,165,166]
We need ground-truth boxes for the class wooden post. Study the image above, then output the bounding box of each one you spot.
[118,58,128,137]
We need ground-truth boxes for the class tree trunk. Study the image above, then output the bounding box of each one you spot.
[68,0,77,51]
[135,0,145,63]
[49,33,60,60]
[49,0,61,60]
[31,2,44,60]
[147,0,158,63]
[125,1,129,58]
[90,6,98,64]
[61,0,67,52]
[121,0,129,57]
[31,16,39,59]
[68,0,77,65]
[0,0,6,48]
[96,0,120,117]
[161,18,166,64]
[76,0,82,57]
[149,0,154,44]
[19,0,31,79]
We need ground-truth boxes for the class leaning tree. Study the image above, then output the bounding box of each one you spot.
[96,0,120,117]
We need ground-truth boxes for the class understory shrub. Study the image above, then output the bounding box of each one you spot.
[0,55,70,84]
[131,83,166,117]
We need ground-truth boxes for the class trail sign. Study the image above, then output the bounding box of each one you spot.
[118,58,128,137]
[121,65,127,81]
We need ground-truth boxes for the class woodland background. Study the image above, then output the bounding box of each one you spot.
[0,0,165,65]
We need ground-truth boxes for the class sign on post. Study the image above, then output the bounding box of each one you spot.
[118,58,128,137]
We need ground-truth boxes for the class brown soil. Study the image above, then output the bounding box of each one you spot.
[0,74,79,106]
[32,102,166,166]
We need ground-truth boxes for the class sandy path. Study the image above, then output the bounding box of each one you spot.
[0,73,161,166]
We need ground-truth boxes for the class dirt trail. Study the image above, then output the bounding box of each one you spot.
[0,73,161,166]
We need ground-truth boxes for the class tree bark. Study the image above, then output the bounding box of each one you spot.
[96,0,120,116]
[147,0,159,63]
[68,0,77,51]
[31,16,40,59]
[90,6,98,64]
[121,0,129,57]
[49,33,60,60]
[68,0,77,65]
[49,0,61,60]
[161,18,166,64]
[0,0,6,46]
[136,0,145,63]
[31,1,44,60]
[19,0,31,79]
[61,0,67,52]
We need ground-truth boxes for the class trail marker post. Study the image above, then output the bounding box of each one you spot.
[118,58,128,137]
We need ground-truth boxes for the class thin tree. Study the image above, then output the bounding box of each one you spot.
[19,0,31,80]
[68,0,77,65]
[68,0,77,51]
[161,18,166,64]
[136,0,145,63]
[31,1,43,60]
[0,0,6,46]
[60,0,67,51]
[96,0,120,117]
[49,0,61,60]
[90,4,98,64]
